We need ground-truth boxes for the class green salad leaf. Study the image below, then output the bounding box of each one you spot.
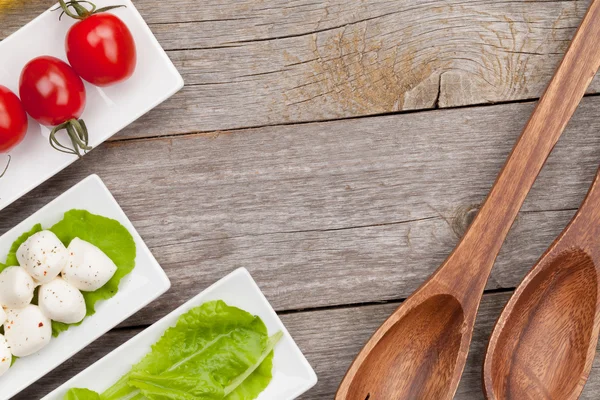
[49,210,136,335]
[1,210,136,336]
[221,332,280,400]
[63,388,100,400]
[65,301,282,400]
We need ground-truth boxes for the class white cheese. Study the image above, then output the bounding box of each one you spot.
[62,238,117,291]
[0,335,11,377]
[17,231,67,284]
[0,267,35,309]
[39,278,86,324]
[4,305,51,357]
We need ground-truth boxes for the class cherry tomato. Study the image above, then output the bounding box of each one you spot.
[20,56,90,156]
[19,56,86,126]
[0,85,28,153]
[66,13,136,86]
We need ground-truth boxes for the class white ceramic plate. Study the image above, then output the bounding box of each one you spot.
[44,268,318,400]
[0,174,171,400]
[0,0,183,211]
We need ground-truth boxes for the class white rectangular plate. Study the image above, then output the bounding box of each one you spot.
[0,0,183,211]
[0,174,171,400]
[45,268,318,400]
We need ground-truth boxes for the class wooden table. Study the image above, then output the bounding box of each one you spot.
[2,0,600,398]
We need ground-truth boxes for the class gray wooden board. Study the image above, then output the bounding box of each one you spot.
[13,292,600,399]
[0,97,599,324]
[2,0,600,137]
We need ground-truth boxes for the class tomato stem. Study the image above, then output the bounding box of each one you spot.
[0,155,11,178]
[49,119,92,158]
[54,0,125,20]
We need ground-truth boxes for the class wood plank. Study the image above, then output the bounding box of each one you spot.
[119,0,600,136]
[0,0,53,35]
[145,3,600,135]
[0,97,598,321]
[119,208,575,326]
[14,292,600,399]
[3,0,600,136]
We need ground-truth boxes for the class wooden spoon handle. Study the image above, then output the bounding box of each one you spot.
[435,0,600,300]
[557,167,600,261]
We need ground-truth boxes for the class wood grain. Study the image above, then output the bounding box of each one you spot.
[3,0,600,136]
[0,97,598,325]
[13,292,600,400]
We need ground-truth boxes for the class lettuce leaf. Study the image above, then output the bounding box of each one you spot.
[63,388,100,400]
[2,210,136,336]
[222,331,280,399]
[127,332,281,399]
[49,210,136,335]
[66,301,281,400]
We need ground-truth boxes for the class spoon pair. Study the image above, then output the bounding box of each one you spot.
[336,0,600,398]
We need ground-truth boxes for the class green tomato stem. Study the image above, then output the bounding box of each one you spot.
[54,0,125,20]
[49,118,93,158]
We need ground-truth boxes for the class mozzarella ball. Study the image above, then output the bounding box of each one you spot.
[4,305,51,357]
[63,238,117,291]
[0,267,35,309]
[0,307,6,326]
[17,231,67,283]
[39,278,86,324]
[0,335,11,376]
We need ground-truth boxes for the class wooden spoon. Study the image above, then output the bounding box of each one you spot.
[336,1,600,399]
[483,166,600,400]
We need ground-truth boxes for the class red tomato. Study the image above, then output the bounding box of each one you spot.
[66,13,136,86]
[0,85,28,153]
[20,56,90,156]
[19,56,86,126]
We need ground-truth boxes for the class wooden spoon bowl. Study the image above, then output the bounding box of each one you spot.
[484,170,600,400]
[347,295,464,399]
[336,1,600,398]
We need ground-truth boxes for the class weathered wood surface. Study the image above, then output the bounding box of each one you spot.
[1,97,599,323]
[14,292,600,399]
[3,0,600,398]
[2,0,600,137]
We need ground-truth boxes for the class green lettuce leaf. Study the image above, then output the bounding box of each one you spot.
[96,301,281,400]
[63,388,101,400]
[222,331,281,399]
[49,210,136,336]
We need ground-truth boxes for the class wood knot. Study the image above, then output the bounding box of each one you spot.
[451,204,480,238]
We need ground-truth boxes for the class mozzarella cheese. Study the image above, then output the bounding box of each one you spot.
[0,267,35,309]
[62,238,117,291]
[0,335,11,377]
[39,278,86,324]
[17,231,67,284]
[4,305,51,357]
